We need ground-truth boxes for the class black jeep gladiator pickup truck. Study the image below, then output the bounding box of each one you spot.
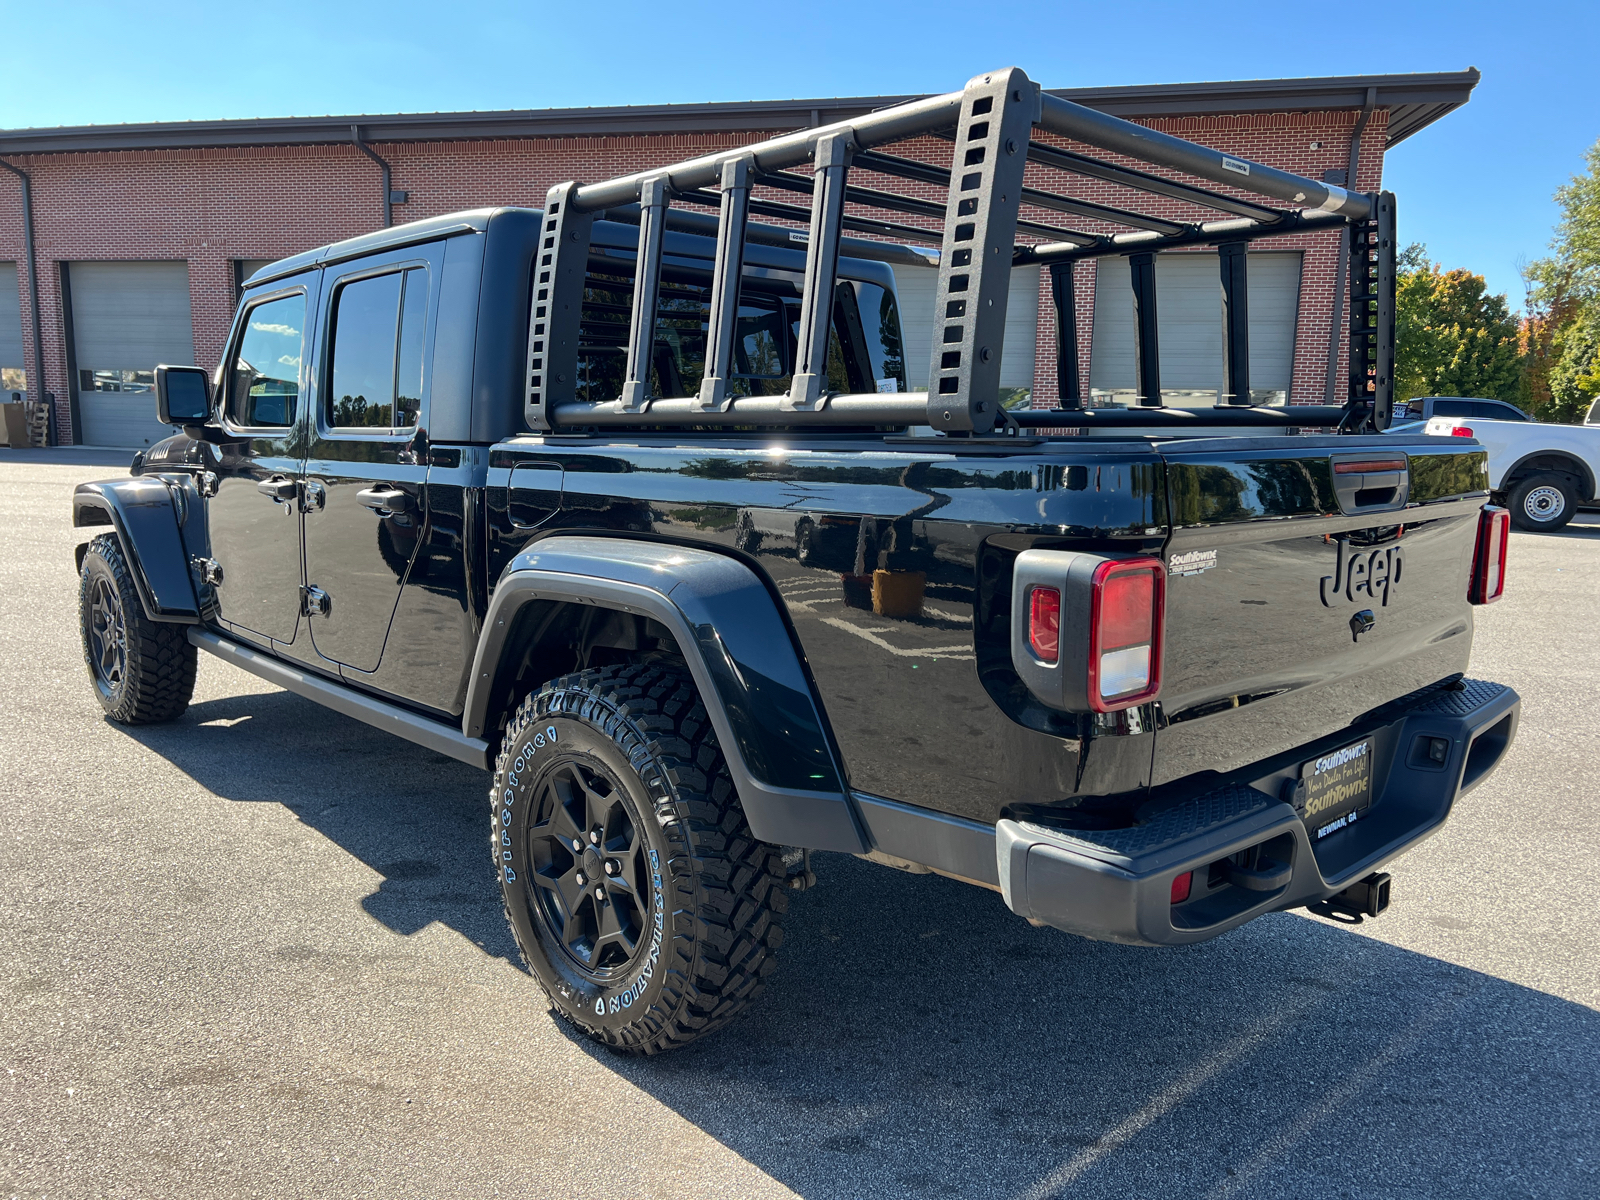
[72,68,1520,1054]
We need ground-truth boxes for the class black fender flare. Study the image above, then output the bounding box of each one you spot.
[463,535,867,854]
[73,478,201,623]
[1499,449,1596,503]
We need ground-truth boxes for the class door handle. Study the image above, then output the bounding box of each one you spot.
[257,476,298,503]
[356,486,412,517]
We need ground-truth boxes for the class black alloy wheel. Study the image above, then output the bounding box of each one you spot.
[525,757,654,981]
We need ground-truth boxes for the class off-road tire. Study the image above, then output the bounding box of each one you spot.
[492,663,787,1054]
[78,533,197,724]
[1507,473,1576,532]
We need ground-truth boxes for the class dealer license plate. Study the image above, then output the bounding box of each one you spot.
[1297,737,1374,841]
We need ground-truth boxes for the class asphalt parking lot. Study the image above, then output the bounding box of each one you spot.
[2,450,1596,1200]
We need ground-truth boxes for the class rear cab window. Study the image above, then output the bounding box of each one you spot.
[572,258,907,404]
[326,266,430,432]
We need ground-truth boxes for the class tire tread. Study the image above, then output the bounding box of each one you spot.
[493,662,787,1055]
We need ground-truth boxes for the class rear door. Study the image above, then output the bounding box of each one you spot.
[1152,434,1489,787]
[301,246,440,674]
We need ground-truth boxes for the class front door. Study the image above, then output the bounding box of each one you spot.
[208,278,317,646]
[301,251,436,673]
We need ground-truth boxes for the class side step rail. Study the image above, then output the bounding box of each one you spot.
[188,628,492,770]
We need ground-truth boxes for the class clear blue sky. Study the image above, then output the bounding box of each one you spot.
[4,0,1595,307]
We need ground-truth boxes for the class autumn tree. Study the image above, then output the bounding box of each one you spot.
[1522,138,1600,422]
[1394,244,1523,404]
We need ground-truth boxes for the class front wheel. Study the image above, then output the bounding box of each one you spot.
[78,533,197,724]
[1508,474,1576,532]
[492,663,787,1054]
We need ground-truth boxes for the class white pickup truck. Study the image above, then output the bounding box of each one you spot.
[1401,397,1600,531]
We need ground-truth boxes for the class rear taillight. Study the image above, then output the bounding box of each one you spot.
[1088,558,1165,712]
[1028,586,1061,661]
[1469,506,1509,604]
[1450,425,1475,438]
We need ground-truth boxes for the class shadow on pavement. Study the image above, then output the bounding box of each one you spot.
[125,687,1598,1200]
[1529,521,1600,539]
[124,689,522,966]
[597,860,1598,1200]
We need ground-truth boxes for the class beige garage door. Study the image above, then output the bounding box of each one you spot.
[1089,250,1302,406]
[890,263,1041,406]
[70,261,195,447]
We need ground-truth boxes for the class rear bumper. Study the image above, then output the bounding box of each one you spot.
[997,677,1519,946]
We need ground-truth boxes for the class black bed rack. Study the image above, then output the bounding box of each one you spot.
[526,67,1394,436]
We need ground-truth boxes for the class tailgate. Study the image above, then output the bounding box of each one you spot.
[1152,434,1490,787]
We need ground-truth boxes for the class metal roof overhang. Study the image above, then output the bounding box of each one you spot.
[0,70,1478,157]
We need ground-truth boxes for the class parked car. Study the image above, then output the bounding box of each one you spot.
[1395,396,1531,424]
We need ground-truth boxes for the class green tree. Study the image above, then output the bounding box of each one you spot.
[1547,312,1600,421]
[1394,243,1523,404]
[1522,138,1600,422]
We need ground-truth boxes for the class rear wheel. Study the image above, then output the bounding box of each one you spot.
[492,663,787,1054]
[78,533,197,724]
[1508,473,1576,531]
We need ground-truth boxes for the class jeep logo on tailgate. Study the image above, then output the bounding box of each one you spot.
[1320,537,1403,608]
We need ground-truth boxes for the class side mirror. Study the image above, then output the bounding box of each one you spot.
[155,364,212,427]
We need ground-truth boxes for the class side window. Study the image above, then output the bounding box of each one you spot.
[228,293,305,428]
[1432,400,1473,418]
[327,267,428,430]
[1479,402,1526,421]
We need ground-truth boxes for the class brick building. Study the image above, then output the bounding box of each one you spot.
[0,70,1476,446]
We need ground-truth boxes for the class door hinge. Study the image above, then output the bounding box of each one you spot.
[302,585,331,617]
[300,479,326,513]
[195,558,224,586]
